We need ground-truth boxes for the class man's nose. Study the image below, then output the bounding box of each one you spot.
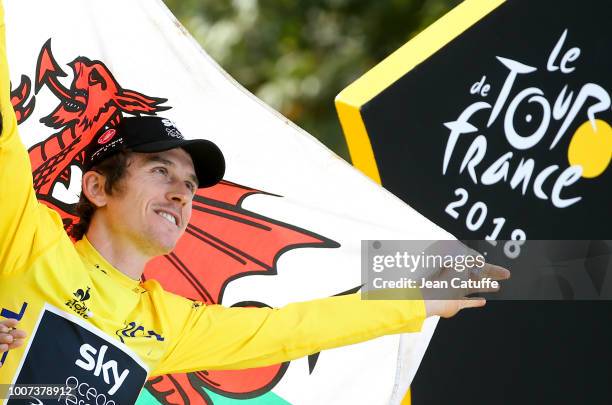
[167,182,192,205]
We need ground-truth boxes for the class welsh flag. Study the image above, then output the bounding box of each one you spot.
[4,1,449,403]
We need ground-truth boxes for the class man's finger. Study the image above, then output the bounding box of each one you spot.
[0,318,19,334]
[460,298,487,310]
[487,264,511,280]
[0,343,8,352]
[10,329,26,339]
[0,334,13,344]
[8,339,25,350]
[477,263,510,280]
[0,318,19,329]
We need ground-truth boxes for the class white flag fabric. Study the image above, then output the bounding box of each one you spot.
[4,1,448,404]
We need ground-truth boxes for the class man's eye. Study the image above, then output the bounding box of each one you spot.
[185,182,196,193]
[153,167,168,176]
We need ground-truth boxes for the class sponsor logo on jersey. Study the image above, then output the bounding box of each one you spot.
[115,321,164,344]
[75,343,130,396]
[12,306,147,405]
[65,287,93,319]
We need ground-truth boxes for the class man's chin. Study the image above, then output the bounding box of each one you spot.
[158,241,178,256]
[147,237,179,257]
[142,228,184,257]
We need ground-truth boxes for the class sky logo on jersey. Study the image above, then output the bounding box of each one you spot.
[65,287,93,319]
[75,343,130,395]
[9,305,148,405]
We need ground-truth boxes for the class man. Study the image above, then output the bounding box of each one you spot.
[0,3,508,403]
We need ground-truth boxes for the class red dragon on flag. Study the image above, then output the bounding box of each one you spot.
[11,39,342,404]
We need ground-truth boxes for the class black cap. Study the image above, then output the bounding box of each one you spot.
[84,116,225,188]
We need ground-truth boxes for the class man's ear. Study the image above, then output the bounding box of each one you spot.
[81,171,108,207]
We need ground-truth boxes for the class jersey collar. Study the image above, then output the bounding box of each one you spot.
[75,236,142,288]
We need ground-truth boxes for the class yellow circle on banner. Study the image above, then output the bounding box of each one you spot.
[567,119,612,178]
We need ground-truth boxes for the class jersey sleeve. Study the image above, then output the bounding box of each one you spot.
[0,3,62,275]
[151,291,426,376]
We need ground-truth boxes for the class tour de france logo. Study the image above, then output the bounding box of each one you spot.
[65,286,93,319]
[440,28,611,258]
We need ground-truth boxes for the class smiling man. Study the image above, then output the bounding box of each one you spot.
[75,117,225,280]
[0,3,508,403]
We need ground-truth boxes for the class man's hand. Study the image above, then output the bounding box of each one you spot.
[424,263,510,318]
[0,318,27,367]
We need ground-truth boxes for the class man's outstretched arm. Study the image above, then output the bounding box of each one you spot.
[150,258,509,375]
[152,290,427,376]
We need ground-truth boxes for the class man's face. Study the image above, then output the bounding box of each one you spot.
[102,148,198,256]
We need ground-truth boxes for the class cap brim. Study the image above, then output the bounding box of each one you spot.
[132,139,225,188]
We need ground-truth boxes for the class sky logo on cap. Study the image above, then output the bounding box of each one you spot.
[98,129,117,144]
